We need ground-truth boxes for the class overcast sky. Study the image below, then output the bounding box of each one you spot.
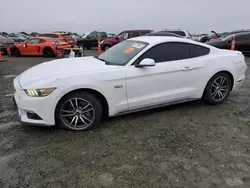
[1,0,249,34]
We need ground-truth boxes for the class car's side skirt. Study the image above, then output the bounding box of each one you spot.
[112,98,199,117]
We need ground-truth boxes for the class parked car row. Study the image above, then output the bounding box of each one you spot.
[206,31,250,55]
[3,28,250,57]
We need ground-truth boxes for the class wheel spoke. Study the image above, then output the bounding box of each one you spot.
[69,116,77,127]
[82,107,94,113]
[220,88,228,91]
[81,103,90,111]
[212,91,218,98]
[79,116,88,126]
[74,117,79,128]
[212,83,218,88]
[75,99,79,109]
[81,114,91,122]
[221,85,228,89]
[62,114,74,117]
[70,100,76,109]
[61,109,74,113]
[220,77,226,86]
[218,90,223,100]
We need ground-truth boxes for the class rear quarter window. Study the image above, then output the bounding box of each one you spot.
[189,44,210,58]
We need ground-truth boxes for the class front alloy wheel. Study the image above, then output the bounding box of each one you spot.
[56,92,102,131]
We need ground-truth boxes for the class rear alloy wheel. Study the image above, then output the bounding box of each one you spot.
[204,72,231,105]
[56,92,102,131]
[43,47,55,57]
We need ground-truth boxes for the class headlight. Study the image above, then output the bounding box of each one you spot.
[24,88,55,97]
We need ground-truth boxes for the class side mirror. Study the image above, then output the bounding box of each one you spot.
[135,58,156,68]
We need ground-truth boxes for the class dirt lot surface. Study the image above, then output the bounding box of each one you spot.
[0,52,250,188]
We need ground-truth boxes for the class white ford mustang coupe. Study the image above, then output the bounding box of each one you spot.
[13,36,247,131]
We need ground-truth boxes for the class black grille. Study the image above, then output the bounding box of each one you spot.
[27,112,42,120]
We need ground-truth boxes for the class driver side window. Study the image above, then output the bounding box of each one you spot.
[117,32,129,40]
[138,42,190,63]
[27,38,40,44]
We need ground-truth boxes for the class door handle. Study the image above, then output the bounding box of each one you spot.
[182,66,191,71]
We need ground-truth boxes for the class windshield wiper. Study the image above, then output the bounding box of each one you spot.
[94,56,111,65]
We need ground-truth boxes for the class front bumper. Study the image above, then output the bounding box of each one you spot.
[13,77,57,126]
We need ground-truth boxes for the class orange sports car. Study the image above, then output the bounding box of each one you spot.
[38,33,75,47]
[8,37,71,57]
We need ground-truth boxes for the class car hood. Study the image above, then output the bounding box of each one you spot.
[18,56,113,88]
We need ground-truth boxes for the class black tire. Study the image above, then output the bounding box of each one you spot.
[11,47,21,57]
[1,48,7,55]
[78,42,85,49]
[204,72,232,105]
[43,47,55,57]
[55,91,102,131]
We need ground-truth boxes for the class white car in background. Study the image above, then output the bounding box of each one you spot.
[165,29,191,39]
[13,36,247,131]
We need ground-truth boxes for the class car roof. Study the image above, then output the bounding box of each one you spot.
[232,31,250,36]
[40,33,60,36]
[122,30,152,32]
[129,36,214,48]
[31,37,50,40]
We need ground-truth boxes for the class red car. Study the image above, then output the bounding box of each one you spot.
[101,30,152,51]
[38,33,75,48]
[8,37,71,57]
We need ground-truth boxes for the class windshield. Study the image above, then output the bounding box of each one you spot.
[82,32,90,38]
[98,40,148,66]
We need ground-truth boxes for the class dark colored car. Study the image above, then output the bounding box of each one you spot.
[77,31,108,49]
[0,35,15,54]
[101,30,152,51]
[206,32,250,55]
[145,31,182,37]
[218,29,250,39]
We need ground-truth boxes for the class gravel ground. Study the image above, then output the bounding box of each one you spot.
[0,52,250,188]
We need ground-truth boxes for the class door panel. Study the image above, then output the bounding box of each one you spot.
[25,44,39,55]
[125,42,209,110]
[126,59,202,109]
